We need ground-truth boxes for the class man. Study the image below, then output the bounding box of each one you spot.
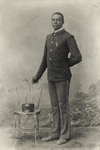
[32,12,82,145]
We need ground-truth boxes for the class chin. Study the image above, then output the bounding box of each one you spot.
[54,27,59,30]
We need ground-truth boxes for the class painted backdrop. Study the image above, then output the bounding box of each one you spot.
[0,0,100,127]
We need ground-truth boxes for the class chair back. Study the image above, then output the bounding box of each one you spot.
[16,78,42,112]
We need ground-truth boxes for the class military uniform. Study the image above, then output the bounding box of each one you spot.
[36,29,82,140]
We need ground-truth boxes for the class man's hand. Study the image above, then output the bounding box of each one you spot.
[32,76,39,84]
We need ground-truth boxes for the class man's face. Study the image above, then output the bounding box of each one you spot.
[51,14,64,31]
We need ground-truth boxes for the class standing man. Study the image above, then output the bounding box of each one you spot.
[32,12,82,145]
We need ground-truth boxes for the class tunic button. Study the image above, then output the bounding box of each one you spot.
[51,41,53,43]
[50,49,52,51]
[50,58,51,60]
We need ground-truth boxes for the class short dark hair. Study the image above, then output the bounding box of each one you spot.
[52,12,64,22]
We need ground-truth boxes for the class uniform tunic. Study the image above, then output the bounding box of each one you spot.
[36,29,82,82]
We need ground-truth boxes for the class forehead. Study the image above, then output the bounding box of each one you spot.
[52,14,63,20]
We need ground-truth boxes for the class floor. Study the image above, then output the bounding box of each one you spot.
[0,126,100,150]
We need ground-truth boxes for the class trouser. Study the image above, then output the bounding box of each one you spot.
[48,80,71,140]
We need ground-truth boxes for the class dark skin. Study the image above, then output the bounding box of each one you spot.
[32,14,64,84]
[51,14,64,31]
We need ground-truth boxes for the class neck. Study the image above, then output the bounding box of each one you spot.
[54,27,64,33]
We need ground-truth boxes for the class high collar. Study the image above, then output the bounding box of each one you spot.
[52,29,65,35]
[54,27,64,33]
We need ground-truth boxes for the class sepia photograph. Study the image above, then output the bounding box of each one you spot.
[0,0,100,150]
